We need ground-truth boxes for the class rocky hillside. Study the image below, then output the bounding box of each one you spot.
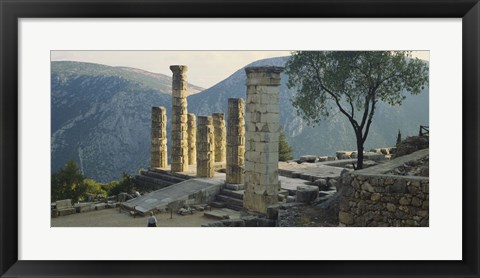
[51,61,203,182]
[51,58,428,182]
[188,56,429,159]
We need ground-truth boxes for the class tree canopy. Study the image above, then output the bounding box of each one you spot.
[51,160,86,203]
[279,128,294,161]
[51,160,139,202]
[285,51,429,169]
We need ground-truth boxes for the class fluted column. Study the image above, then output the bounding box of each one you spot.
[150,106,167,168]
[226,98,245,184]
[170,65,189,172]
[196,116,215,178]
[187,113,197,165]
[212,113,226,163]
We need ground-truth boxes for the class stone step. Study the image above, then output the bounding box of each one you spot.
[225,203,244,211]
[135,175,175,188]
[209,201,226,208]
[204,208,239,220]
[204,210,229,220]
[140,170,186,184]
[135,175,175,189]
[224,183,245,191]
[149,168,192,180]
[318,190,337,197]
[220,189,244,200]
[216,194,244,207]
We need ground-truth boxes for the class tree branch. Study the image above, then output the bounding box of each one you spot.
[362,97,377,143]
[359,90,372,129]
[310,61,359,129]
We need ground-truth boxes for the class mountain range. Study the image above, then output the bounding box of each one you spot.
[51,57,429,182]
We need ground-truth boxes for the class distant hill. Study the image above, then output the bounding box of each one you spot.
[188,56,429,158]
[51,61,203,182]
[51,58,429,182]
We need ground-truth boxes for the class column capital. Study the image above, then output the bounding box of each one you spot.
[152,106,166,113]
[245,66,284,74]
[212,113,225,120]
[170,65,188,74]
[228,98,245,106]
[198,115,213,126]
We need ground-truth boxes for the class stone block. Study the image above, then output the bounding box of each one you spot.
[76,203,96,213]
[286,196,296,203]
[266,204,280,219]
[220,219,246,227]
[361,181,375,193]
[257,218,276,227]
[317,156,328,162]
[386,203,396,212]
[95,203,106,210]
[299,155,317,163]
[339,211,354,225]
[313,179,328,190]
[225,183,245,191]
[296,185,319,204]
[57,208,76,216]
[363,152,386,161]
[56,199,72,210]
[389,179,407,193]
[242,215,258,227]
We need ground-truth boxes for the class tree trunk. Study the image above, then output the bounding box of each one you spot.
[356,137,364,170]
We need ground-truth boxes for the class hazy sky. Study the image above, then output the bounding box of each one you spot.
[51,50,429,88]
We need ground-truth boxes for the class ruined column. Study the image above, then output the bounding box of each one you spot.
[196,116,215,178]
[243,66,284,213]
[226,98,245,184]
[150,106,167,169]
[187,113,197,165]
[170,65,189,172]
[212,113,226,163]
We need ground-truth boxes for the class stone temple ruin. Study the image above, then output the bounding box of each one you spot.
[124,66,287,217]
[52,64,428,227]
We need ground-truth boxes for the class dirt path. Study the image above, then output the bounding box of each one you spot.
[51,207,223,227]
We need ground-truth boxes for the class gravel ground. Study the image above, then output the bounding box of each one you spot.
[51,207,224,227]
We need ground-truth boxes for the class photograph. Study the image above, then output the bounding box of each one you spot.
[2,0,478,275]
[50,50,430,228]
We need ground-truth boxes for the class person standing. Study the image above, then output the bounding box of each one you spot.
[147,211,157,227]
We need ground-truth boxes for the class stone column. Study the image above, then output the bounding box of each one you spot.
[150,106,167,168]
[226,98,245,184]
[170,65,189,172]
[196,116,215,178]
[243,66,284,214]
[212,113,226,162]
[187,113,197,165]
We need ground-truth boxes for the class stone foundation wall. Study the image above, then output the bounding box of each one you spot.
[339,173,429,227]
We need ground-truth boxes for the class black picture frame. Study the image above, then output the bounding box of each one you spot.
[1,0,479,277]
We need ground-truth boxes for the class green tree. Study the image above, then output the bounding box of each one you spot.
[285,51,428,169]
[109,172,137,196]
[51,160,86,203]
[279,128,293,161]
[84,179,108,199]
[396,129,402,146]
